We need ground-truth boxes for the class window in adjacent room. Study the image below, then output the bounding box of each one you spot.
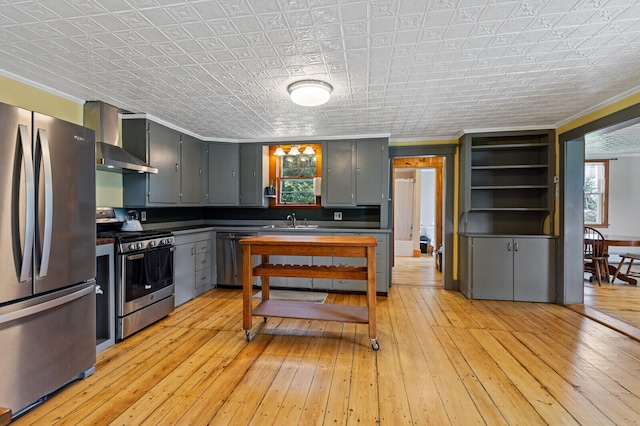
[584,160,609,227]
[269,144,322,207]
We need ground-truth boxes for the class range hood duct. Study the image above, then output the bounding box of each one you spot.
[84,101,158,174]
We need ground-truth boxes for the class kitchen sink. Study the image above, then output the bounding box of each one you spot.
[261,224,319,229]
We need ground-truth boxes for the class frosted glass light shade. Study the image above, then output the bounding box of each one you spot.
[288,145,300,156]
[303,145,315,155]
[287,80,332,106]
[274,146,285,156]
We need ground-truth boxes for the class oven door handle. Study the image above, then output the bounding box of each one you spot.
[126,247,175,261]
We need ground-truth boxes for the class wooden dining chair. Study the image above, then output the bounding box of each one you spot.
[584,226,609,286]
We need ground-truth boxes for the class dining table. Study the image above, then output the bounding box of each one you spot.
[603,234,640,285]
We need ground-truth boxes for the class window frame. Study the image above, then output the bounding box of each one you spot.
[268,144,322,209]
[584,159,609,228]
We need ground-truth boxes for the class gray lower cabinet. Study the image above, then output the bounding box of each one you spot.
[460,235,556,302]
[194,237,213,296]
[253,231,389,294]
[312,255,333,290]
[174,231,213,306]
[332,233,389,293]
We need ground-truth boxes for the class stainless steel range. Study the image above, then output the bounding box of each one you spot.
[99,229,175,340]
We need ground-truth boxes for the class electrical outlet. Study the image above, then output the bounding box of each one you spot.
[334,211,342,221]
[141,211,147,221]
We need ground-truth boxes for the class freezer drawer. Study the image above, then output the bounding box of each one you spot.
[0,282,96,417]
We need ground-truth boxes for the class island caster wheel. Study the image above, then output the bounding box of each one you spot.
[371,338,380,351]
[245,330,253,342]
[263,316,268,322]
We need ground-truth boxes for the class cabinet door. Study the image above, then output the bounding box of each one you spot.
[148,121,180,204]
[286,256,312,289]
[471,237,513,300]
[332,233,366,292]
[180,134,203,205]
[174,243,195,307]
[312,256,333,289]
[266,254,288,287]
[373,233,389,293]
[239,144,261,206]
[208,142,239,205]
[323,141,354,206]
[514,238,556,302]
[356,139,385,204]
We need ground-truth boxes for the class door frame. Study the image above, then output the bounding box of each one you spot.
[558,102,640,304]
[389,144,456,290]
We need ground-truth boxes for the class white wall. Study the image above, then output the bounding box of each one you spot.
[420,169,436,240]
[607,157,640,235]
[602,157,640,257]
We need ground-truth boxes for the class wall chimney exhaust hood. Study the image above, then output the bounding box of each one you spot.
[84,101,158,174]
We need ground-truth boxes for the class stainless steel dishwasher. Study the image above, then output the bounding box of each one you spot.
[216,232,258,287]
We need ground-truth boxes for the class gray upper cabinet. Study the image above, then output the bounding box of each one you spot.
[123,119,181,206]
[180,134,205,205]
[208,142,239,205]
[356,138,388,205]
[323,138,388,207]
[239,143,268,207]
[323,141,354,206]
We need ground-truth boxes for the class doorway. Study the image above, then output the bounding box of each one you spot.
[560,102,640,316]
[391,155,446,288]
[389,144,456,290]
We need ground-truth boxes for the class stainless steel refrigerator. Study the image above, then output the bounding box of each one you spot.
[0,102,97,418]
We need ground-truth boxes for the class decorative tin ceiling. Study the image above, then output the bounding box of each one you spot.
[1,0,640,144]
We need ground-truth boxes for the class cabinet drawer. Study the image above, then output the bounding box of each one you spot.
[195,252,211,270]
[195,268,211,288]
[195,240,210,254]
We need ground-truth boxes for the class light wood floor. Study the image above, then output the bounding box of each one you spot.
[583,279,640,330]
[12,255,640,425]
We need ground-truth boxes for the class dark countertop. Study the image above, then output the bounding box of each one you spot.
[97,238,116,245]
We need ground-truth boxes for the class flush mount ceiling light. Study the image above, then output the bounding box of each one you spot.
[287,80,333,107]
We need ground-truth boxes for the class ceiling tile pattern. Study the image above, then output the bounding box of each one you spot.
[1,0,640,141]
[586,122,640,157]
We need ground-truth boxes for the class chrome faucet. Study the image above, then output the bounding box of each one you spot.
[286,213,297,227]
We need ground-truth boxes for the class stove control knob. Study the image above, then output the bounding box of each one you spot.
[128,243,137,251]
[137,242,144,250]
[148,240,157,248]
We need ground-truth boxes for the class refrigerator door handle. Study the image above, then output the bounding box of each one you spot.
[0,284,95,324]
[37,128,54,278]
[18,124,35,283]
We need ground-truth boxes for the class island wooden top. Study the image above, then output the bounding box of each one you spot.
[239,234,377,246]
[239,234,377,257]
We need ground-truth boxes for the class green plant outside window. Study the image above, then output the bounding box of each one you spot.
[280,154,317,204]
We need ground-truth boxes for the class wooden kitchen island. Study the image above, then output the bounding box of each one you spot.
[240,235,379,350]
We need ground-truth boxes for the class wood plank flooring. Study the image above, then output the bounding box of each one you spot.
[11,255,640,425]
[583,280,640,330]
